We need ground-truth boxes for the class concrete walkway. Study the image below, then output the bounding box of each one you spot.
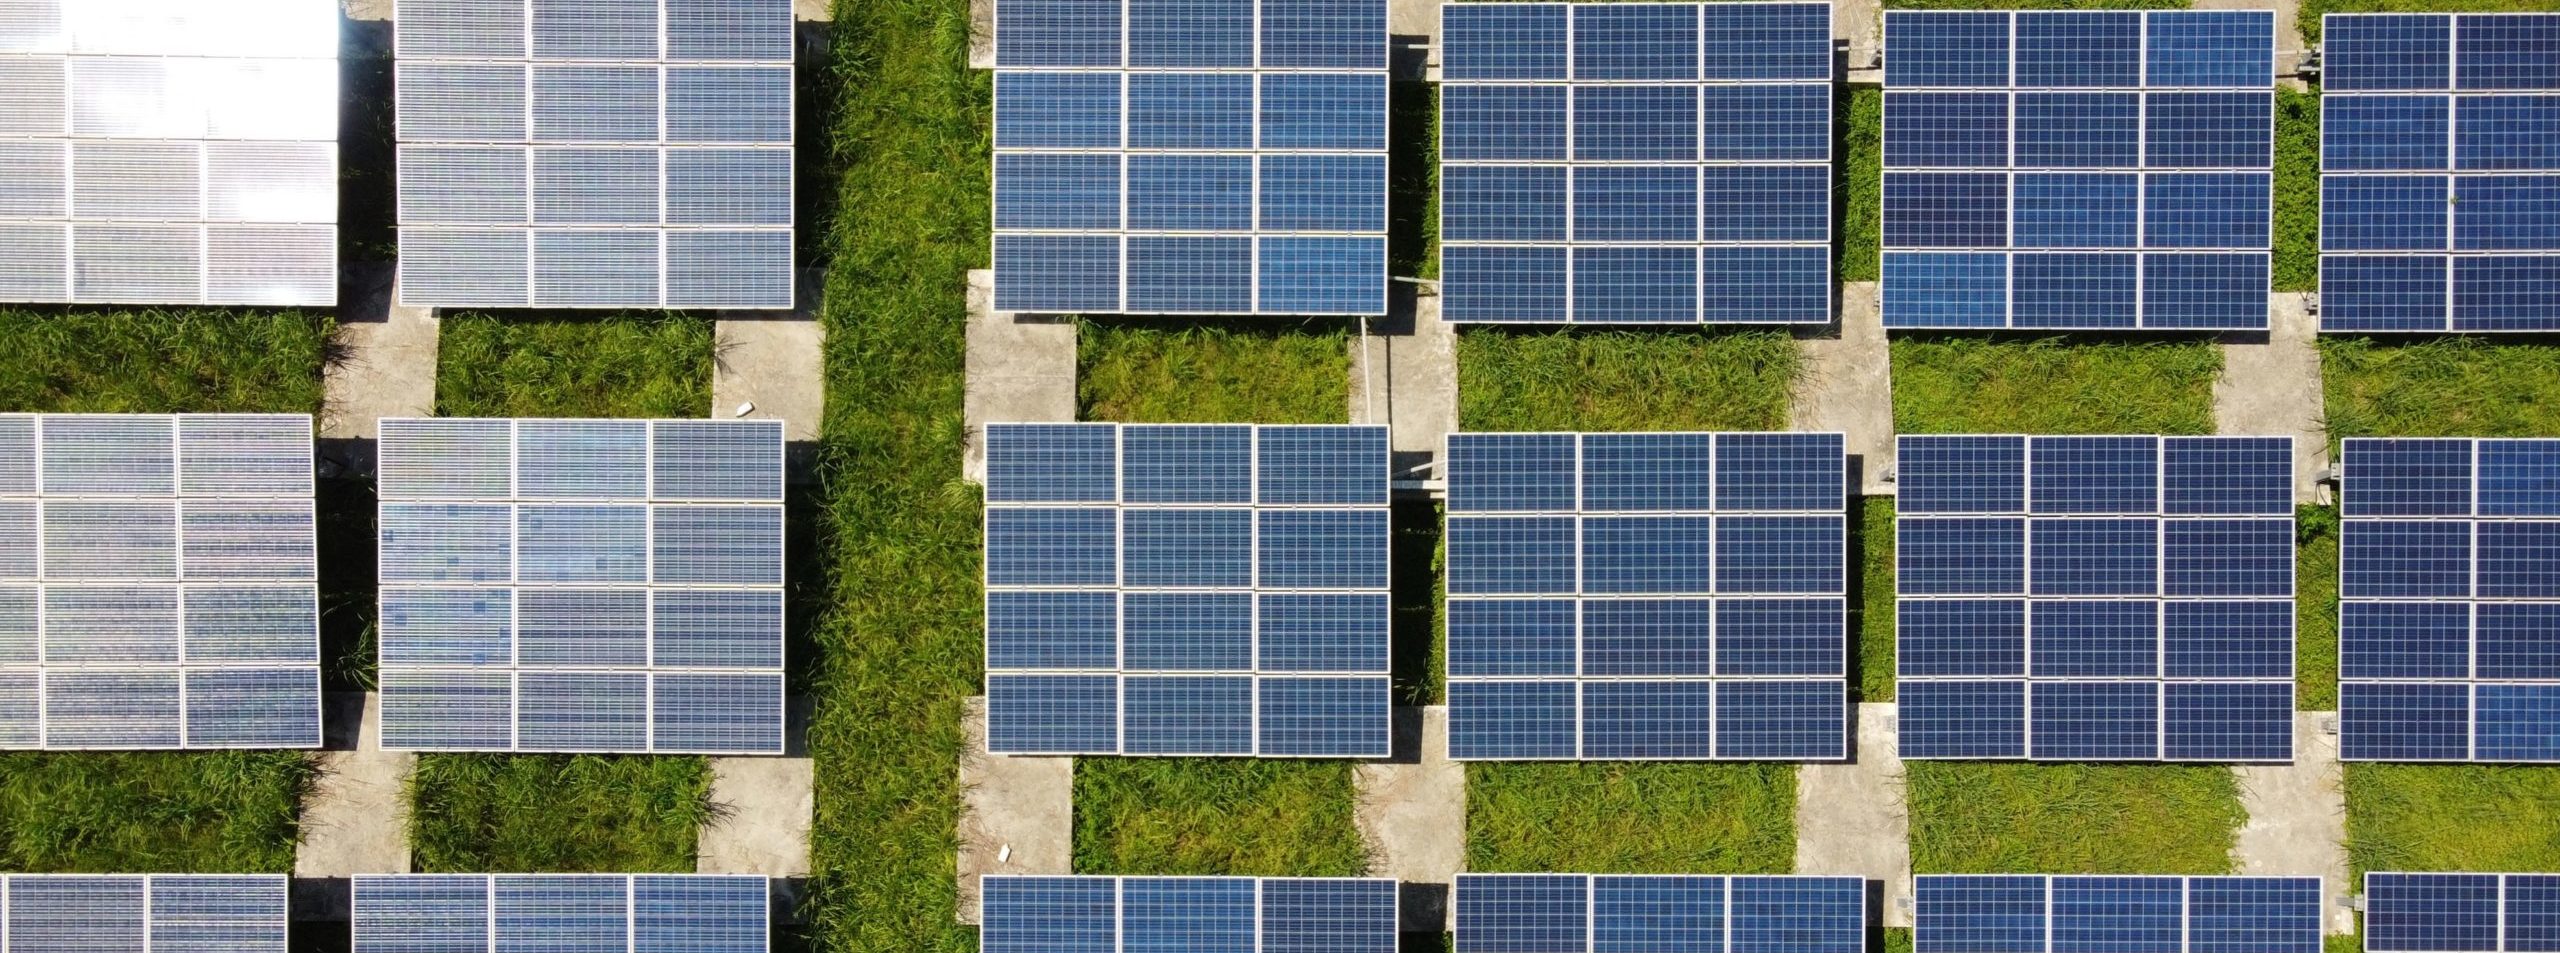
[1353,707,1465,932]
[714,269,828,478]
[321,266,437,472]
[2215,293,2331,504]
[1350,294,1459,481]
[962,270,1078,483]
[956,697,1074,925]
[1794,282,1896,495]
[294,694,414,918]
[699,755,816,877]
[2233,712,2354,934]
[1837,0,1882,83]
[1795,703,1911,927]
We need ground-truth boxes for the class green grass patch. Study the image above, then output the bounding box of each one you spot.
[1457,328,1799,431]
[1394,502,1447,706]
[1397,83,1439,280]
[1838,87,1882,284]
[2321,337,2560,447]
[0,309,330,414]
[2345,764,2560,874]
[1857,497,1897,703]
[1907,762,2245,873]
[1073,760,1368,876]
[1467,762,1796,873]
[1079,319,1350,424]
[407,754,711,873]
[0,752,314,872]
[1890,337,2223,435]
[436,312,713,418]
[2298,505,2340,711]
[2276,88,2321,292]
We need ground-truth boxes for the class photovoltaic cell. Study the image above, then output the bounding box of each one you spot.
[1881,10,2275,330]
[1444,431,1848,761]
[1456,874,1864,953]
[981,423,1390,757]
[0,874,288,953]
[1916,876,2322,953]
[395,0,795,309]
[352,874,768,952]
[983,877,1396,953]
[1896,435,2296,761]
[2339,437,2560,762]
[376,418,786,754]
[2320,14,2560,332]
[2364,872,2560,953]
[1439,3,1832,324]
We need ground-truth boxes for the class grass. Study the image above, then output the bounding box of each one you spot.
[407,754,714,872]
[1857,497,1897,703]
[1079,319,1350,424]
[1907,762,2246,873]
[1072,760,1368,876]
[1890,336,2224,435]
[1466,762,1797,873]
[2276,88,2321,293]
[1456,328,1800,431]
[436,312,715,418]
[0,753,315,873]
[1838,88,1882,284]
[2345,764,2560,874]
[2297,505,2340,711]
[0,309,331,414]
[2321,337,2560,447]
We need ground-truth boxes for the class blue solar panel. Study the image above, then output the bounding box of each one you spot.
[1445,431,1847,760]
[2366,873,2512,953]
[1919,876,2321,953]
[992,0,1385,314]
[1897,435,2295,761]
[982,424,1388,757]
[1457,875,1863,953]
[987,877,1395,953]
[2,874,289,953]
[353,874,767,953]
[1884,11,2275,330]
[1440,3,1831,324]
[2321,14,2560,332]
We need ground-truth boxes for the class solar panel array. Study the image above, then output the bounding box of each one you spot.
[375,418,786,754]
[2318,14,2560,332]
[0,0,339,306]
[1437,2,1834,325]
[352,874,768,952]
[982,423,1390,757]
[1444,432,1848,760]
[989,0,1388,315]
[1454,874,1866,953]
[2365,873,2560,953]
[2337,438,2560,762]
[1915,875,2324,953]
[393,0,797,309]
[0,414,319,750]
[1880,11,2276,330]
[980,876,1397,953]
[1895,435,2298,761]
[0,874,288,952]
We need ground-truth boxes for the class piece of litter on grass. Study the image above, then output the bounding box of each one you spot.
[998,844,1012,863]
[735,401,755,417]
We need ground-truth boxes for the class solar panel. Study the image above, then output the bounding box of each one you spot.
[1455,874,1866,953]
[2338,437,2560,762]
[2366,872,2560,953]
[990,0,1388,315]
[0,873,289,953]
[0,0,339,306]
[352,874,768,951]
[0,413,319,750]
[375,418,786,754]
[1880,11,2275,330]
[393,0,796,309]
[1895,435,2297,761]
[1436,2,1833,325]
[1442,432,1848,760]
[1916,875,2324,953]
[2318,14,2560,332]
[982,876,1397,953]
[982,423,1391,757]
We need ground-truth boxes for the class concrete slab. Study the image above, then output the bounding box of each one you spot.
[1837,0,1882,83]
[970,0,995,69]
[1351,292,1458,483]
[1354,706,1465,933]
[794,0,833,21]
[1388,0,1441,80]
[295,693,415,919]
[2215,293,2331,504]
[1795,703,1911,928]
[713,273,827,466]
[2233,712,2353,935]
[957,697,1075,925]
[699,757,816,877]
[342,0,391,20]
[321,265,438,454]
[963,269,1079,484]
[1794,282,1896,496]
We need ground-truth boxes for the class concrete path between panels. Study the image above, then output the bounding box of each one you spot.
[2233,712,2356,934]
[700,699,817,879]
[321,266,438,475]
[1838,0,1881,83]
[1795,282,1896,495]
[963,270,1079,483]
[1351,294,1459,483]
[1354,706,1466,933]
[714,269,829,479]
[1795,703,1912,927]
[2216,293,2332,504]
[294,693,414,919]
[956,697,1076,925]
